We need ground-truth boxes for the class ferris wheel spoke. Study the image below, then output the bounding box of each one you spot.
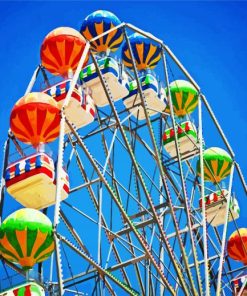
[66,138,134,287]
[190,164,234,289]
[213,216,233,292]
[63,201,148,257]
[100,135,190,291]
[93,157,154,216]
[112,128,186,209]
[121,233,146,295]
[60,241,81,295]
[59,239,117,296]
[60,209,90,255]
[57,233,140,296]
[190,214,234,290]
[185,170,234,286]
[52,76,83,294]
[54,234,65,295]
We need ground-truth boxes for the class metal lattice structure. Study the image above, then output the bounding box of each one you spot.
[0,21,247,296]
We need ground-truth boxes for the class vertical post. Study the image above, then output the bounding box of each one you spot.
[54,234,63,295]
[98,182,103,265]
[159,175,165,296]
[49,252,54,283]
[24,65,41,95]
[198,95,210,295]
[53,42,90,296]
[216,164,235,295]
[98,118,118,266]
[159,115,165,296]
[53,41,90,227]
[146,260,150,296]
[0,138,10,223]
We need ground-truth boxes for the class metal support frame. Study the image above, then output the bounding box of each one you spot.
[67,135,132,289]
[66,115,177,295]
[95,114,145,294]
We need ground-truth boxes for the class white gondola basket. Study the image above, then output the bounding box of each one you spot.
[44,79,95,133]
[80,56,129,107]
[123,73,166,120]
[199,189,240,227]
[163,121,199,158]
[5,153,69,210]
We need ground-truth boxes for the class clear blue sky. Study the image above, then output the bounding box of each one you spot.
[0,0,246,293]
[0,1,246,175]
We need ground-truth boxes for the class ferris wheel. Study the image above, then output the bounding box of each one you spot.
[0,9,247,296]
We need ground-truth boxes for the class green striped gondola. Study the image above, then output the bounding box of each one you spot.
[0,208,54,270]
[165,80,199,118]
[197,147,233,184]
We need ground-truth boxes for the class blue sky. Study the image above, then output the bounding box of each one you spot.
[0,1,246,293]
[0,1,246,175]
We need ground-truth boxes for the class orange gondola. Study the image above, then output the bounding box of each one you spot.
[41,27,89,77]
[10,92,60,148]
[227,229,247,265]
